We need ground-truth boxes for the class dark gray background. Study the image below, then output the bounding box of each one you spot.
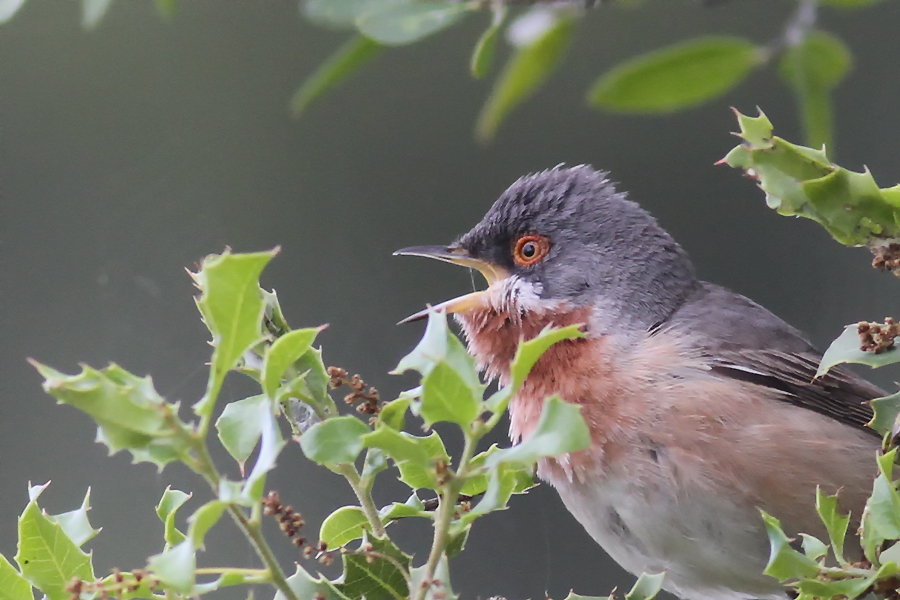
[2,1,899,598]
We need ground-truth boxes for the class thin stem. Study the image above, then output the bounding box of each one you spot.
[413,430,480,600]
[338,463,388,538]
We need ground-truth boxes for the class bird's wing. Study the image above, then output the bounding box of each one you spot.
[707,349,882,434]
[667,282,884,435]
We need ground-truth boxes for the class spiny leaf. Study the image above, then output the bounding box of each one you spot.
[53,488,100,547]
[486,397,590,466]
[291,36,383,118]
[799,534,829,561]
[625,572,666,600]
[589,36,760,113]
[194,249,277,417]
[363,427,449,489]
[869,391,900,437]
[300,416,370,465]
[187,501,227,550]
[816,487,850,563]
[761,511,821,581]
[156,487,191,546]
[16,487,94,600]
[147,539,195,593]
[275,563,351,600]
[475,12,574,141]
[335,535,411,600]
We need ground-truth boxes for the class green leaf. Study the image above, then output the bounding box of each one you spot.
[461,444,534,497]
[625,572,666,600]
[0,0,27,24]
[761,511,821,581]
[723,110,900,246]
[320,506,369,548]
[799,533,828,561]
[291,36,383,118]
[216,395,267,470]
[869,392,900,437]
[147,539,195,593]
[588,36,760,113]
[0,554,33,600]
[82,0,114,29]
[300,416,369,465]
[187,501,227,550]
[779,31,852,149]
[363,427,449,489]
[243,403,286,503]
[816,487,850,563]
[378,397,410,430]
[393,310,480,390]
[470,5,507,79]
[276,564,351,600]
[818,324,900,377]
[156,487,191,547]
[379,493,429,523]
[53,488,100,547]
[335,535,411,600]
[475,14,574,141]
[486,397,590,466]
[193,249,277,417]
[457,463,521,526]
[357,0,471,46]
[302,0,377,28]
[16,486,94,600]
[294,347,331,404]
[419,361,481,427]
[32,361,191,468]
[408,553,456,600]
[563,593,611,600]
[445,526,469,558]
[509,324,585,389]
[862,450,900,561]
[262,326,325,397]
[154,0,176,19]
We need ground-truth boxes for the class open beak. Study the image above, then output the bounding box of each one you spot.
[393,245,508,324]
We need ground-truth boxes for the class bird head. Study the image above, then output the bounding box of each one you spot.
[396,165,699,334]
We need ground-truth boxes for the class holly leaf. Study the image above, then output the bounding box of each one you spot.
[869,392,900,437]
[216,395,267,470]
[193,249,277,417]
[320,506,370,548]
[419,361,481,427]
[187,501,227,550]
[761,511,822,581]
[335,535,411,600]
[242,403,286,503]
[486,397,590,466]
[300,416,370,465]
[363,427,449,489]
[0,554,32,600]
[818,324,900,377]
[816,487,850,563]
[262,326,327,398]
[275,563,351,600]
[147,539,196,593]
[625,572,666,600]
[16,484,94,600]
[156,487,191,546]
[356,0,471,46]
[53,488,100,547]
[589,36,760,113]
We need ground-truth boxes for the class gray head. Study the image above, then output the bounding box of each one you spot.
[396,165,699,330]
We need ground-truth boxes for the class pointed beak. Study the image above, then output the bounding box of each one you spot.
[393,245,509,324]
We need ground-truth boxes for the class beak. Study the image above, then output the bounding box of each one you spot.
[393,245,509,324]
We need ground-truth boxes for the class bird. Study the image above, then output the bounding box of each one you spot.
[394,165,885,600]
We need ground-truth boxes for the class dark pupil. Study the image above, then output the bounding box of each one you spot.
[521,242,536,258]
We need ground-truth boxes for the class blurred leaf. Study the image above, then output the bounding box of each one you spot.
[294,347,331,405]
[761,511,821,581]
[320,506,369,548]
[335,535,411,600]
[187,500,226,550]
[243,403,286,503]
[147,539,196,593]
[799,534,828,561]
[378,397,410,430]
[818,325,900,377]
[155,0,176,18]
[193,249,276,417]
[292,36,383,118]
[379,493,429,522]
[276,563,351,600]
[0,554,32,600]
[82,0,114,29]
[301,416,369,465]
[779,31,852,149]
[53,488,100,547]
[303,0,387,29]
[445,526,469,557]
[16,489,94,600]
[625,572,666,600]
[262,326,325,397]
[820,0,886,6]
[724,109,900,246]
[869,392,900,437]
[470,4,507,78]
[420,361,481,427]
[362,447,388,478]
[409,552,456,600]
[589,36,759,113]
[563,594,610,600]
[486,397,590,466]
[156,487,191,546]
[32,361,191,468]
[816,487,849,563]
[216,395,267,470]
[797,574,879,599]
[357,0,471,46]
[476,14,574,141]
[0,0,26,23]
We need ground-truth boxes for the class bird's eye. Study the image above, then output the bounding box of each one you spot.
[513,234,550,267]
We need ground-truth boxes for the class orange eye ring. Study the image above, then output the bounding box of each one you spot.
[513,234,550,267]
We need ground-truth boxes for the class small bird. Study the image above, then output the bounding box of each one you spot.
[395,165,884,600]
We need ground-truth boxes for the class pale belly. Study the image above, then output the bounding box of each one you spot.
[542,460,787,600]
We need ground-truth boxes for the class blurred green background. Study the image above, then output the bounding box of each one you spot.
[2,1,899,598]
